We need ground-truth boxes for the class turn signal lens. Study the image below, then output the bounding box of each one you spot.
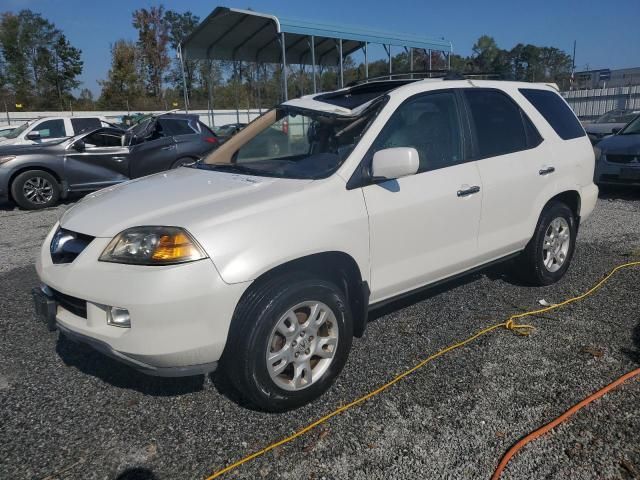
[152,232,201,261]
[99,226,207,265]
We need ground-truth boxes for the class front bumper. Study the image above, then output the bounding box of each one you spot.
[594,158,640,186]
[36,224,250,377]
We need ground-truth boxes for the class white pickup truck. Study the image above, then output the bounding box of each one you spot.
[0,116,109,146]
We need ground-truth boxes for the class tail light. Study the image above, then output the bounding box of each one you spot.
[282,120,289,135]
[204,136,218,144]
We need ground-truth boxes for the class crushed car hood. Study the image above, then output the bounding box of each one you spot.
[60,167,312,237]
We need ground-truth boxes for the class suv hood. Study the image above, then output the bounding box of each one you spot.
[60,167,312,238]
[0,142,61,155]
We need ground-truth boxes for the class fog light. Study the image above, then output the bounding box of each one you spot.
[107,307,130,328]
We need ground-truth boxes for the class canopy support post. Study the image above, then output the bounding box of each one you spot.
[428,49,432,75]
[409,47,414,78]
[280,32,288,101]
[383,44,392,79]
[364,42,368,79]
[339,39,344,88]
[256,60,262,115]
[178,43,189,113]
[233,60,240,124]
[310,35,317,93]
[207,61,214,127]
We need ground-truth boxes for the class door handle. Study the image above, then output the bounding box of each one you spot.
[112,156,126,163]
[539,166,555,175]
[457,185,481,197]
[161,145,175,151]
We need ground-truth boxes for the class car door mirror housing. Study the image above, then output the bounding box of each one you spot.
[611,127,622,134]
[371,147,420,181]
[73,140,85,152]
[26,131,41,140]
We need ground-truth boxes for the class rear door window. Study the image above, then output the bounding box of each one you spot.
[71,118,102,134]
[464,89,534,158]
[519,89,586,140]
[35,119,66,139]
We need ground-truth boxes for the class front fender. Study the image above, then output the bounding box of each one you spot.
[192,177,371,286]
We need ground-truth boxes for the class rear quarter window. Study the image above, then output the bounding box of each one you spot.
[519,89,585,140]
[159,119,198,136]
[71,118,102,134]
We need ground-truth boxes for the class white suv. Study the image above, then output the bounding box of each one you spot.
[34,79,597,411]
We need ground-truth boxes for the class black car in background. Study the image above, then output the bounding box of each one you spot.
[584,109,640,145]
[0,113,219,209]
[594,114,640,186]
[214,123,247,142]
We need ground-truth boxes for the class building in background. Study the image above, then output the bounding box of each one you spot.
[573,67,640,89]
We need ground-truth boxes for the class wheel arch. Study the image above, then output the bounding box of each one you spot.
[8,165,63,201]
[239,251,369,338]
[545,190,581,219]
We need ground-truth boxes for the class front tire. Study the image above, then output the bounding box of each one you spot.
[223,273,353,412]
[11,170,60,210]
[517,201,577,286]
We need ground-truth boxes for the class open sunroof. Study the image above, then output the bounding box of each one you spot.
[313,80,417,109]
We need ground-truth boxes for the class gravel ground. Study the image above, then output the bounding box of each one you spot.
[1,187,639,480]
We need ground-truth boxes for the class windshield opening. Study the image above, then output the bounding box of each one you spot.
[596,110,640,124]
[200,100,385,180]
[5,120,33,139]
[619,115,640,135]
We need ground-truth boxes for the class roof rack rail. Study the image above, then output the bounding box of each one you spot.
[347,70,502,87]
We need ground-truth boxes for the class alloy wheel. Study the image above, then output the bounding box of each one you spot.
[266,301,339,391]
[542,217,571,272]
[23,176,54,205]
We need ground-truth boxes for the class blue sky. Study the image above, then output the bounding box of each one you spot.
[4,0,640,95]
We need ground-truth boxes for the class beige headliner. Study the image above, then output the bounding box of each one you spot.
[204,110,276,164]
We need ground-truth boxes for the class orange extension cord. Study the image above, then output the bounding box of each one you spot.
[491,367,640,479]
[204,260,640,480]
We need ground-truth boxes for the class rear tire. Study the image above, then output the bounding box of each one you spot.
[517,201,577,286]
[222,272,353,412]
[11,170,60,210]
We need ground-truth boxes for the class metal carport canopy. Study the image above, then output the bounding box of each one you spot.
[181,7,452,66]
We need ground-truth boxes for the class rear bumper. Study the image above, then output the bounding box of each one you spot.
[579,183,599,223]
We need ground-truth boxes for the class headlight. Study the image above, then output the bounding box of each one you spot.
[0,155,16,165]
[99,226,207,265]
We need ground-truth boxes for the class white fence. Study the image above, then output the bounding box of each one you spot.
[0,109,263,129]
[562,85,640,121]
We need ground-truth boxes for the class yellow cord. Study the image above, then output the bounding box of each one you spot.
[204,260,640,480]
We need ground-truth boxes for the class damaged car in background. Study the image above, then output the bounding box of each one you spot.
[0,113,219,209]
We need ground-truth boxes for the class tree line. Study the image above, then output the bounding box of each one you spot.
[0,7,574,112]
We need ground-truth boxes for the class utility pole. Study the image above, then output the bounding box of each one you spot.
[4,101,9,125]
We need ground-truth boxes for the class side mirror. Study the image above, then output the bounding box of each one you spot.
[611,127,622,134]
[26,131,41,141]
[72,140,85,152]
[371,147,420,181]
